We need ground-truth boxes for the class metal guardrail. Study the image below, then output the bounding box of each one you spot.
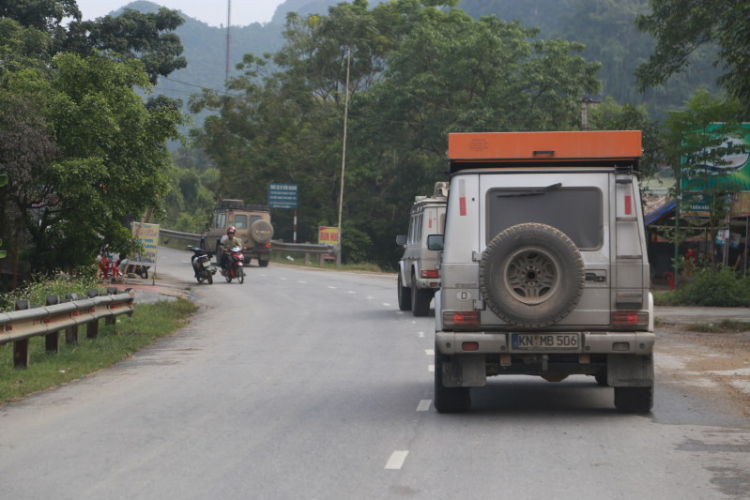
[0,288,136,368]
[157,228,335,262]
[159,228,203,244]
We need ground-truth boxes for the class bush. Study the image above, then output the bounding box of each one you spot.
[0,272,101,312]
[669,267,750,307]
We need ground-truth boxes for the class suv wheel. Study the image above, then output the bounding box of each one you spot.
[434,351,471,413]
[411,272,432,317]
[614,386,653,414]
[397,273,412,311]
[480,223,585,328]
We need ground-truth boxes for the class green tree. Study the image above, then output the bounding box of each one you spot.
[192,0,602,265]
[589,97,662,179]
[64,7,188,84]
[1,46,184,272]
[635,0,750,108]
[661,90,745,262]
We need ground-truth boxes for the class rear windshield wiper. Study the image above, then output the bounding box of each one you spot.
[494,182,562,197]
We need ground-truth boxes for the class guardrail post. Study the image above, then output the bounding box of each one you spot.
[304,252,311,265]
[105,287,118,326]
[44,295,60,353]
[319,254,324,266]
[86,289,100,339]
[13,300,30,368]
[64,293,79,344]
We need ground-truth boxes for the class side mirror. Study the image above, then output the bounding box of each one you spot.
[427,234,444,251]
[396,234,407,246]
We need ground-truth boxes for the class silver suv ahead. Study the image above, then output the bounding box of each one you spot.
[432,131,655,414]
[396,182,448,316]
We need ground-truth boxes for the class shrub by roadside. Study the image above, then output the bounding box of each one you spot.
[653,267,750,307]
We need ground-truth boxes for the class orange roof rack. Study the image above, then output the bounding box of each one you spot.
[448,131,642,169]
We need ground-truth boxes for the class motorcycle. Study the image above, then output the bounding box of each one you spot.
[189,246,216,284]
[221,245,245,284]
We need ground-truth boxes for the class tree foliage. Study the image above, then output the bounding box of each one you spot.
[660,90,746,256]
[635,0,750,108]
[191,0,602,266]
[0,8,187,275]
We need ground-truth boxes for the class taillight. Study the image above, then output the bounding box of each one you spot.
[462,341,479,351]
[443,311,479,327]
[421,269,439,279]
[612,311,648,326]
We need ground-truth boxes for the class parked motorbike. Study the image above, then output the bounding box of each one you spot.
[221,245,245,284]
[189,246,216,284]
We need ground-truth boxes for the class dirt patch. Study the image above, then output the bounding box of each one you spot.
[657,323,750,419]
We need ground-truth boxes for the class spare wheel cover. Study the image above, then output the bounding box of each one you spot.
[480,223,585,328]
[250,219,274,243]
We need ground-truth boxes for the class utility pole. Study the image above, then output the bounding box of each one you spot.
[336,46,352,268]
[225,0,231,85]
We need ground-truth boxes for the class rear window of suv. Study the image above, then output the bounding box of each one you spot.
[486,187,602,249]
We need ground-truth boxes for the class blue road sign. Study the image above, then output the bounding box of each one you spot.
[268,183,298,209]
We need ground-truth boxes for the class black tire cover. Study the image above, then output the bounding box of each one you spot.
[480,223,585,328]
[250,219,274,244]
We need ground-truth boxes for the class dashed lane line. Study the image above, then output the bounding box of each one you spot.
[385,451,409,470]
[428,365,435,373]
[416,400,432,412]
[425,349,434,356]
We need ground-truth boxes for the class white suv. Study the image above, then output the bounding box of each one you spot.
[396,182,448,316]
[432,131,655,414]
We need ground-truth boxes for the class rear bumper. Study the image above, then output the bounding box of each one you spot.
[436,331,655,356]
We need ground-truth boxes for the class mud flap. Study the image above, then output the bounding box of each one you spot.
[607,354,653,387]
[442,354,487,388]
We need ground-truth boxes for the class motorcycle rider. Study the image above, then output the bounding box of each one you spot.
[219,226,243,271]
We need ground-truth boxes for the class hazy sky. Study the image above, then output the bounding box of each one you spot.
[75,0,286,27]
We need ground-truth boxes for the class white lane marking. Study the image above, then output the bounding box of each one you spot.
[425,349,434,356]
[260,274,268,277]
[280,277,287,281]
[298,280,307,284]
[416,400,432,412]
[428,365,435,373]
[385,451,409,470]
[348,290,356,294]
[417,332,425,338]
[366,296,375,300]
[382,302,391,307]
[328,286,338,289]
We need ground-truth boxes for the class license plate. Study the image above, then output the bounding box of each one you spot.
[511,333,580,351]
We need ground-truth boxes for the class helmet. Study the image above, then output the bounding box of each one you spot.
[227,226,236,234]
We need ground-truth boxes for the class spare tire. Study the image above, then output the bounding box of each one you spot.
[250,219,274,244]
[480,223,585,328]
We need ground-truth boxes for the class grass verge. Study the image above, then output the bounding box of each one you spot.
[0,298,197,406]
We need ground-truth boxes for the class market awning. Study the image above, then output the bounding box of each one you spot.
[645,199,676,226]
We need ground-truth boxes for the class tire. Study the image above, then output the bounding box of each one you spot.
[196,275,203,284]
[480,223,585,328]
[595,372,608,386]
[397,273,412,311]
[238,266,245,284]
[250,220,274,244]
[434,350,471,413]
[225,269,232,283]
[207,272,213,285]
[259,259,269,267]
[411,272,432,317]
[139,267,149,280]
[614,386,653,414]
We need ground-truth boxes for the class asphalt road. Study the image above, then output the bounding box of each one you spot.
[1,247,749,499]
